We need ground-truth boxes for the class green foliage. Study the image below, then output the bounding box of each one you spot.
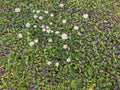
[0,0,120,90]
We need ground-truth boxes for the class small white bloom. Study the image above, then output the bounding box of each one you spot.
[74,25,79,30]
[55,62,59,67]
[66,58,71,63]
[42,24,45,28]
[55,31,60,34]
[104,20,108,23]
[36,10,40,13]
[59,4,64,8]
[46,26,49,29]
[26,22,31,27]
[48,38,53,42]
[18,33,22,38]
[63,44,68,49]
[83,14,88,18]
[77,32,81,36]
[39,16,43,20]
[62,20,66,24]
[33,14,38,18]
[46,29,51,33]
[34,39,38,43]
[29,41,34,46]
[7,29,9,31]
[32,10,35,12]
[42,28,46,32]
[50,22,52,25]
[44,10,48,14]
[51,30,54,33]
[29,4,32,7]
[50,13,54,17]
[33,25,37,28]
[15,8,20,12]
[61,33,68,40]
[47,61,52,65]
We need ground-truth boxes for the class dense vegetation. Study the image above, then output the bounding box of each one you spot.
[0,0,120,90]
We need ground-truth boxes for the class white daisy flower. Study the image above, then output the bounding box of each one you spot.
[7,29,9,31]
[29,4,32,7]
[46,29,51,33]
[39,16,43,20]
[48,38,53,42]
[34,39,38,43]
[18,33,22,38]
[47,61,52,65]
[26,22,31,27]
[104,20,108,23]
[42,28,46,32]
[15,8,20,12]
[46,26,49,29]
[29,41,34,46]
[50,22,52,25]
[83,14,88,18]
[51,30,54,33]
[50,13,54,17]
[66,58,71,63]
[61,33,68,40]
[63,44,68,49]
[36,10,40,13]
[33,25,37,28]
[55,62,59,67]
[62,20,66,24]
[42,24,45,28]
[55,31,60,34]
[32,10,35,12]
[74,25,79,30]
[33,14,38,18]
[59,4,64,8]
[77,32,81,36]
[44,10,48,14]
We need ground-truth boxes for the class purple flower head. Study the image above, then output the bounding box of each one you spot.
[19,25,23,29]
[30,86,34,90]
[105,58,108,62]
[95,20,98,23]
[115,51,120,56]
[32,75,38,78]
[9,24,13,29]
[98,88,101,90]
[9,45,13,49]
[114,87,118,90]
[2,53,6,57]
[0,71,4,76]
[108,26,112,29]
[9,88,14,90]
[44,42,47,47]
[52,82,57,87]
[6,50,10,54]
[29,81,34,85]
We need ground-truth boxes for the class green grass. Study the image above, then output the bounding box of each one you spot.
[0,0,120,90]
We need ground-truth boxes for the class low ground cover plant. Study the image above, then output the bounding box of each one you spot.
[0,0,120,90]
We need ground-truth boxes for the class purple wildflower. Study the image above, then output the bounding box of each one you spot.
[30,86,34,90]
[115,51,120,56]
[0,71,4,76]
[105,58,108,62]
[9,88,14,90]
[52,82,57,87]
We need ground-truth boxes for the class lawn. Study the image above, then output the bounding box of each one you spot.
[0,0,120,90]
